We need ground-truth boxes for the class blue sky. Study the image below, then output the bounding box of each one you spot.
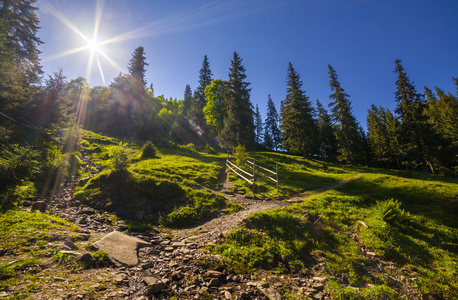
[36,0,458,129]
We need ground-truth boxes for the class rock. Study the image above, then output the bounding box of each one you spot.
[172,241,185,247]
[313,277,327,283]
[208,278,220,287]
[114,273,127,284]
[74,233,90,241]
[31,201,47,212]
[91,231,151,267]
[78,253,96,268]
[206,270,224,278]
[164,246,174,252]
[366,251,377,257]
[143,276,167,295]
[224,290,232,300]
[141,262,154,270]
[62,241,79,250]
[135,296,148,300]
[258,286,283,300]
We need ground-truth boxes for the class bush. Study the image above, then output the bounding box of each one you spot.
[141,141,157,159]
[110,142,129,171]
[183,143,197,153]
[234,144,248,166]
[204,144,216,154]
[378,199,415,227]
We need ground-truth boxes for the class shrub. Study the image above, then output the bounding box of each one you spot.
[110,142,129,171]
[141,141,157,159]
[234,144,248,166]
[378,199,415,227]
[204,144,216,154]
[183,143,197,153]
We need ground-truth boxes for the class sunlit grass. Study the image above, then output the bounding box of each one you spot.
[211,171,458,299]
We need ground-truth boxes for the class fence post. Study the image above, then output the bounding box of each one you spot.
[252,161,256,193]
[276,163,279,192]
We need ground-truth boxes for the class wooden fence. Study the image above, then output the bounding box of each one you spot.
[226,155,279,193]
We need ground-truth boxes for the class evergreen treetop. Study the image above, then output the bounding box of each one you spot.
[128,46,148,88]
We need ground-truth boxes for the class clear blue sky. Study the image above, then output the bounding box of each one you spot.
[36,0,458,130]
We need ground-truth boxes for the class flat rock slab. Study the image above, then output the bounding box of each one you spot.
[92,231,151,267]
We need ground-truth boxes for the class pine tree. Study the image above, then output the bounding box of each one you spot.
[254,104,264,146]
[367,105,401,169]
[0,0,42,82]
[219,52,254,148]
[328,64,363,164]
[316,100,337,160]
[264,95,281,151]
[128,46,148,88]
[393,59,437,172]
[189,55,213,130]
[280,62,318,157]
[181,84,192,117]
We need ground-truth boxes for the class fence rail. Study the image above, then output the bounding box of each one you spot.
[226,156,279,193]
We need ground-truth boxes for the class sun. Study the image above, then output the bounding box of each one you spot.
[87,38,100,53]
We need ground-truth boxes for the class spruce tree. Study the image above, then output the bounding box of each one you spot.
[128,46,148,88]
[254,104,264,146]
[181,84,192,117]
[393,59,437,172]
[219,52,254,148]
[189,55,213,130]
[280,62,318,157]
[328,64,363,164]
[264,95,281,151]
[316,100,337,161]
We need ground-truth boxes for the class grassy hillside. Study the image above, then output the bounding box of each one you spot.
[2,130,457,299]
[211,168,458,299]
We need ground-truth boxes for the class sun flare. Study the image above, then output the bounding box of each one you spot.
[87,38,100,53]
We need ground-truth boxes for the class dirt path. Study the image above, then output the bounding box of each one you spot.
[174,173,362,243]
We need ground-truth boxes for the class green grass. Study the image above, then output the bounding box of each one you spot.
[75,130,240,228]
[0,209,82,298]
[211,170,458,299]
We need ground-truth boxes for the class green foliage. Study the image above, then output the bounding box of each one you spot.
[0,145,40,208]
[328,64,364,164]
[204,79,227,135]
[204,144,216,154]
[280,62,318,157]
[92,250,109,262]
[141,141,157,159]
[183,143,197,153]
[218,52,255,149]
[378,199,415,228]
[109,142,129,171]
[234,144,248,166]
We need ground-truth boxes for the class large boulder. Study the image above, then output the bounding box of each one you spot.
[91,231,151,267]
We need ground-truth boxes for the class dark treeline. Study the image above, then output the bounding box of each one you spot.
[1,1,457,208]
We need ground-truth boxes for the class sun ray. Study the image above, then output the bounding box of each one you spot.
[41,0,90,44]
[41,45,91,62]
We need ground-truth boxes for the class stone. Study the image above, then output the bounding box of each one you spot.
[62,241,78,250]
[31,201,47,212]
[92,231,151,267]
[172,241,186,247]
[114,273,127,284]
[206,270,224,278]
[208,278,220,287]
[258,286,283,300]
[224,290,232,300]
[143,276,167,295]
[164,247,174,252]
[141,262,154,270]
[78,253,96,268]
[313,277,327,283]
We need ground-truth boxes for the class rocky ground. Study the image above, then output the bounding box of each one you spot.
[5,167,419,300]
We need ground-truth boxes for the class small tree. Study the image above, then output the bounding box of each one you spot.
[234,144,248,166]
[110,142,129,171]
[141,141,157,159]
